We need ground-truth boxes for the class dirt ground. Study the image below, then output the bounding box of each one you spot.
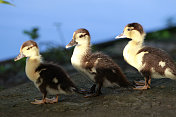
[0,72,176,117]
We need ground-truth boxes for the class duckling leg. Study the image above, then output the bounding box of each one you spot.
[31,93,47,104]
[134,76,151,90]
[84,83,102,98]
[90,84,96,93]
[79,84,96,94]
[45,95,59,104]
[134,80,145,86]
[147,76,151,89]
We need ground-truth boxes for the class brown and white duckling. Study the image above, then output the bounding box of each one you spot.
[14,40,78,104]
[115,23,176,90]
[66,28,133,97]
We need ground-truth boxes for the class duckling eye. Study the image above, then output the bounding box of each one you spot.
[79,35,84,38]
[127,29,132,31]
[27,46,33,50]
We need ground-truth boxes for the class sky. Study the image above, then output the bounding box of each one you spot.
[0,0,176,61]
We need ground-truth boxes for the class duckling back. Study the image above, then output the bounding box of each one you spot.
[82,52,133,88]
[137,46,176,79]
[35,63,77,94]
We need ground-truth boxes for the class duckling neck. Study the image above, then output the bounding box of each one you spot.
[123,40,144,67]
[25,55,42,82]
[71,43,91,67]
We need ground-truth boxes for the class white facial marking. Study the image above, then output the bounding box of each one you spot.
[159,61,166,68]
[53,77,58,83]
[75,33,89,45]
[22,46,39,57]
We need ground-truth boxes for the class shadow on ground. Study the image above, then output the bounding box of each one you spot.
[0,72,176,117]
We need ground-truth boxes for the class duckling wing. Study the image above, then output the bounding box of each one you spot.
[83,52,132,87]
[137,46,176,77]
[83,52,117,70]
[35,63,76,92]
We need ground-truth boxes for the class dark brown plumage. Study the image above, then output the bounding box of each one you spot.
[82,52,132,87]
[126,23,144,34]
[73,28,90,39]
[21,40,38,49]
[35,63,77,96]
[137,46,176,77]
[116,22,176,90]
[66,28,133,97]
[15,40,80,104]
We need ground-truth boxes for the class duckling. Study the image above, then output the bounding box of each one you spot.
[14,40,78,104]
[115,23,176,90]
[66,28,133,97]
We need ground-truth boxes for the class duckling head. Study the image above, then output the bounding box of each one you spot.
[66,28,90,48]
[14,40,39,61]
[115,23,146,43]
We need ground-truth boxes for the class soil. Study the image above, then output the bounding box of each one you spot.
[0,73,176,117]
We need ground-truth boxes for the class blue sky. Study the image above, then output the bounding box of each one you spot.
[0,0,176,60]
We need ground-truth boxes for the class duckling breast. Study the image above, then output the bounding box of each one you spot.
[25,57,41,81]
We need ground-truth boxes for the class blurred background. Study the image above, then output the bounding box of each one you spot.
[0,0,176,90]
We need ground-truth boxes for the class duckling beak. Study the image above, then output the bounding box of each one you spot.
[115,33,132,41]
[14,53,26,61]
[65,39,78,49]
[115,33,127,39]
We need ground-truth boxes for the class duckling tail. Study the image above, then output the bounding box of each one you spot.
[114,69,135,88]
[118,76,135,88]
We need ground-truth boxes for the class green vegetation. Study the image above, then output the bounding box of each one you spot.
[146,27,176,41]
[42,47,73,64]
[0,0,14,6]
[23,27,39,40]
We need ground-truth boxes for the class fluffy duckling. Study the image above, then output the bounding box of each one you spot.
[115,23,176,90]
[14,40,78,104]
[66,28,132,97]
